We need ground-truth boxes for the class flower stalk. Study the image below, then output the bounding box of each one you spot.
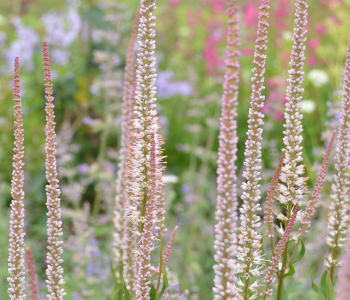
[325,32,350,282]
[7,56,27,300]
[213,0,240,299]
[113,7,139,288]
[236,1,271,299]
[43,41,66,300]
[26,248,39,300]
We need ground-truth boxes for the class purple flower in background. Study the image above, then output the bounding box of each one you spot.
[157,70,193,98]
[4,17,39,71]
[42,9,81,65]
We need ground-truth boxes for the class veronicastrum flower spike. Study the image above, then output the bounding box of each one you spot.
[113,7,139,289]
[7,56,27,300]
[325,32,350,281]
[236,1,271,299]
[275,1,308,297]
[264,151,286,248]
[278,0,308,213]
[43,41,66,300]
[26,248,39,300]
[213,0,240,299]
[130,1,167,298]
[261,206,299,299]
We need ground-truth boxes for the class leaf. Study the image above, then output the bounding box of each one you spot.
[312,281,321,294]
[283,263,295,278]
[123,281,133,300]
[156,267,169,299]
[320,271,328,299]
[326,272,335,300]
[150,283,157,300]
[110,264,118,284]
[292,239,305,264]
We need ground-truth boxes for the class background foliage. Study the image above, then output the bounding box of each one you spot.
[0,0,349,299]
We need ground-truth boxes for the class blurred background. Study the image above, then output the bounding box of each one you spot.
[0,0,349,299]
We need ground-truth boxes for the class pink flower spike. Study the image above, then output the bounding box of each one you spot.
[325,32,350,275]
[163,226,178,265]
[264,151,286,239]
[7,55,27,300]
[261,206,300,299]
[113,7,139,291]
[26,248,39,300]
[300,131,335,236]
[213,0,240,298]
[42,41,66,300]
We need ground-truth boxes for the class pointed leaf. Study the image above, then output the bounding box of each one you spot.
[292,239,305,264]
[150,282,157,300]
[326,272,335,300]
[283,263,295,278]
[156,267,169,299]
[312,281,321,294]
[124,281,133,300]
[320,271,328,299]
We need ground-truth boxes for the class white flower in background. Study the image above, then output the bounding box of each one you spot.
[163,175,179,184]
[308,69,329,87]
[283,31,293,40]
[300,100,316,113]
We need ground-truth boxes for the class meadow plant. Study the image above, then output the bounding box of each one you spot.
[26,248,39,300]
[324,33,350,281]
[42,41,66,300]
[235,1,270,298]
[7,56,27,300]
[4,1,350,300]
[213,0,240,299]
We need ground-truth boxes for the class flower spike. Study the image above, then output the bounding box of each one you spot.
[236,1,271,298]
[113,7,139,290]
[7,56,27,300]
[26,248,39,300]
[42,41,66,300]
[213,0,240,299]
[325,32,350,280]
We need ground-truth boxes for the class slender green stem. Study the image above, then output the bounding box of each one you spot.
[155,235,164,293]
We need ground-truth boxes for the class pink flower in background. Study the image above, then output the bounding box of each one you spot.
[275,110,284,121]
[244,2,258,28]
[210,0,225,12]
[309,38,320,51]
[242,48,253,56]
[170,0,180,7]
[262,103,271,114]
[186,10,198,27]
[308,57,317,67]
[276,7,287,17]
[316,22,327,35]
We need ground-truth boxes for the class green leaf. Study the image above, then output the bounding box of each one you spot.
[326,272,335,300]
[156,267,169,299]
[150,283,157,300]
[110,264,118,284]
[312,281,321,294]
[123,281,133,300]
[292,239,305,264]
[283,263,295,278]
[320,271,328,299]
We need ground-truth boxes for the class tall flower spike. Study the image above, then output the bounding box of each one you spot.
[277,0,308,213]
[300,131,335,236]
[264,151,285,241]
[236,1,271,298]
[42,41,66,300]
[135,134,161,300]
[261,206,299,299]
[325,32,350,280]
[113,8,139,288]
[335,228,350,300]
[130,1,166,298]
[26,248,39,300]
[163,226,178,265]
[7,56,27,300]
[213,0,240,299]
